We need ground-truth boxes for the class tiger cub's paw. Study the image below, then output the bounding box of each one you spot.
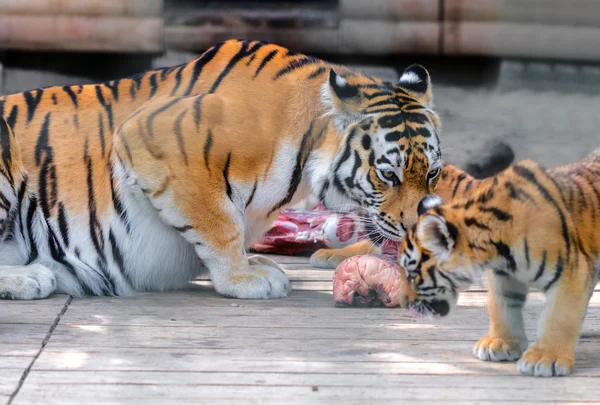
[310,249,347,269]
[473,336,523,362]
[517,345,574,377]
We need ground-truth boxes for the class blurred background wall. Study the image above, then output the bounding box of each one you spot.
[0,0,598,169]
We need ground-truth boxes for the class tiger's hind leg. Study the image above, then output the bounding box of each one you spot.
[0,264,57,300]
[473,270,528,362]
[517,255,593,377]
[0,116,57,300]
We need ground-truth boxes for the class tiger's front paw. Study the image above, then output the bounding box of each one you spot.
[213,256,291,299]
[310,248,347,269]
[517,345,574,377]
[473,336,523,362]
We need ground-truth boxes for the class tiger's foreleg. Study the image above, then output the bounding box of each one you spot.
[310,240,381,268]
[473,270,529,362]
[517,256,593,377]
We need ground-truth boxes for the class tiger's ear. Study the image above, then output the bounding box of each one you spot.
[397,64,433,108]
[416,214,454,261]
[322,69,364,132]
[417,194,443,216]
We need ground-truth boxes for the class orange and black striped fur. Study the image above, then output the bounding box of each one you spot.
[0,39,443,300]
[310,162,466,267]
[398,150,600,376]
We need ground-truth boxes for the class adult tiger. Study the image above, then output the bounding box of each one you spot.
[398,150,600,376]
[0,39,442,300]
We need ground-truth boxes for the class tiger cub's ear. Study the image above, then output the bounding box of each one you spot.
[397,64,433,108]
[416,214,454,261]
[322,69,364,132]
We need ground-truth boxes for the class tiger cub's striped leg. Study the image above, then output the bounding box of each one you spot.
[0,264,57,300]
[473,270,528,362]
[310,240,381,269]
[518,256,594,377]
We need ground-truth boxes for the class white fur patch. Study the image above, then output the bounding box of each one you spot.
[399,71,422,84]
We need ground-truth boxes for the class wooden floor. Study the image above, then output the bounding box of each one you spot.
[2,254,600,404]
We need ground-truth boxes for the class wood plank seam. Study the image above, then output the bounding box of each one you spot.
[7,296,73,405]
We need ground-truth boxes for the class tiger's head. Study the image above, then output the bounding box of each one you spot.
[318,65,442,242]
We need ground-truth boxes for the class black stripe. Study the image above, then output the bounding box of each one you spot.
[524,237,530,269]
[108,162,130,233]
[148,73,158,98]
[464,217,490,230]
[129,74,143,100]
[246,53,257,66]
[209,41,251,93]
[23,89,44,124]
[246,180,258,208]
[104,80,120,102]
[62,86,78,108]
[97,112,105,157]
[437,270,458,291]
[543,256,564,292]
[318,179,330,203]
[57,202,70,248]
[513,165,571,257]
[273,57,319,80]
[479,206,512,221]
[0,117,14,187]
[184,43,223,96]
[109,229,133,287]
[95,85,114,133]
[173,109,189,166]
[308,66,326,79]
[223,152,233,201]
[6,105,18,129]
[84,138,107,264]
[452,173,467,198]
[253,50,278,79]
[344,150,362,189]
[268,123,314,215]
[533,251,547,282]
[491,240,516,272]
[36,113,54,218]
[25,196,39,264]
[203,130,213,171]
[170,65,186,96]
[146,98,182,139]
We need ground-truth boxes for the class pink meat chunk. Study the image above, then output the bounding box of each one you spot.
[333,255,403,308]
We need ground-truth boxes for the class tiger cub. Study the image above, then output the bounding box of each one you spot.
[399,150,600,377]
[0,39,443,300]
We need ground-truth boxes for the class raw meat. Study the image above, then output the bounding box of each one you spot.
[333,254,407,308]
[250,204,401,256]
[249,204,367,255]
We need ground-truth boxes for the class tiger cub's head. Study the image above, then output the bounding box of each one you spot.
[399,191,514,317]
[321,65,442,241]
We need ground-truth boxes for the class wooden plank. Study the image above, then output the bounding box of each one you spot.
[443,22,600,61]
[340,0,438,20]
[2,295,72,324]
[36,339,600,368]
[444,0,600,26]
[341,20,439,55]
[0,0,162,17]
[0,15,163,52]
[16,372,600,403]
[165,25,340,54]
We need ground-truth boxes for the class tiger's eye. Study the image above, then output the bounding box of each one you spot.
[382,170,395,179]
